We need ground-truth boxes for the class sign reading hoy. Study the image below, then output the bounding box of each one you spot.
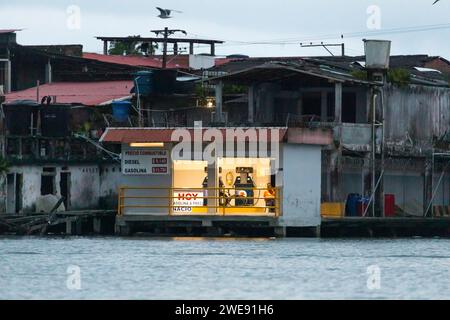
[122,145,170,175]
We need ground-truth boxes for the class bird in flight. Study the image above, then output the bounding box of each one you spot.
[156,7,182,19]
[433,0,440,4]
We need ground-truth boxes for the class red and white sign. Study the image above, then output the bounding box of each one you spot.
[122,145,170,175]
[173,192,204,208]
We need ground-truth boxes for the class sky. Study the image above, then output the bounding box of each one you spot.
[0,0,449,59]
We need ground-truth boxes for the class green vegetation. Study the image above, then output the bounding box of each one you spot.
[351,68,411,87]
[387,68,411,87]
[108,37,158,55]
[0,157,10,174]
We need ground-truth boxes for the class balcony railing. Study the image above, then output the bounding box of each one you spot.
[118,186,282,217]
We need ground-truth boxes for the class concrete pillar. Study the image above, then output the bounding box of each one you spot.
[103,41,108,55]
[45,59,52,84]
[334,82,343,123]
[210,43,215,56]
[321,91,328,122]
[330,148,342,202]
[4,60,11,93]
[248,86,255,123]
[424,157,433,217]
[214,81,223,122]
[93,217,102,234]
[189,42,194,55]
[66,220,73,235]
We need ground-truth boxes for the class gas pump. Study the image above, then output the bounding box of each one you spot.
[234,167,255,206]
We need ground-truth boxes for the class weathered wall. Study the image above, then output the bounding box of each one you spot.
[4,164,119,213]
[384,84,450,152]
[280,144,322,227]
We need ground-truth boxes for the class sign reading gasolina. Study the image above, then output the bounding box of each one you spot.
[122,146,170,175]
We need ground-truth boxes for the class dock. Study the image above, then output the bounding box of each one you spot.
[321,217,450,238]
[0,210,116,236]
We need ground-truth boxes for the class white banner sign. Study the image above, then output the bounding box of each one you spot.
[122,146,170,175]
[173,191,204,213]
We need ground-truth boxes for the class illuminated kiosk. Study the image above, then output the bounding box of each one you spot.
[100,127,332,236]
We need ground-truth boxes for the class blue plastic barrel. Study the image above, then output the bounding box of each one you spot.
[112,101,131,122]
[133,71,153,96]
[346,194,361,217]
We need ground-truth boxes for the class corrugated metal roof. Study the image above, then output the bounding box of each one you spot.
[0,29,21,34]
[83,53,190,69]
[4,81,133,106]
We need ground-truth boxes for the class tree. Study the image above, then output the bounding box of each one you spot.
[108,36,159,56]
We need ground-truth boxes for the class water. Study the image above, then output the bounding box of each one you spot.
[0,237,449,300]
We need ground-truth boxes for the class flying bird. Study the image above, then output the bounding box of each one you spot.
[156,7,182,19]
[433,0,440,4]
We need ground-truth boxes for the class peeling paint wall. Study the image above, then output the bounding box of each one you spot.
[384,84,450,150]
[3,164,119,213]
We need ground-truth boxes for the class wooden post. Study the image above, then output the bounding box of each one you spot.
[248,86,255,123]
[321,91,328,122]
[424,157,433,217]
[334,82,342,123]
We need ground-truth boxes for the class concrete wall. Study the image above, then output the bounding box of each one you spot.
[3,163,120,213]
[280,144,322,227]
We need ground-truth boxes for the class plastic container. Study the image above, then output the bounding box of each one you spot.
[133,71,153,96]
[345,194,361,217]
[385,194,396,217]
[112,101,131,122]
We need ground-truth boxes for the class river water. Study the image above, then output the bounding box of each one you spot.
[0,237,449,300]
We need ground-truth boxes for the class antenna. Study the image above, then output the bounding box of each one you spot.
[300,40,345,56]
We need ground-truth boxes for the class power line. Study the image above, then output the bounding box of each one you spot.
[206,22,450,47]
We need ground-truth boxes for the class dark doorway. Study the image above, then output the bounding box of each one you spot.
[60,172,71,210]
[6,173,23,213]
[302,93,322,120]
[41,168,56,196]
[342,92,357,123]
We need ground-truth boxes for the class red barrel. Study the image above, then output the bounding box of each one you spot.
[385,194,396,217]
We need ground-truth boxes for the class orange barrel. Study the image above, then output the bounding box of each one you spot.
[385,194,396,217]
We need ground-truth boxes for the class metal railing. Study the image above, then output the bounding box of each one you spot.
[118,187,282,217]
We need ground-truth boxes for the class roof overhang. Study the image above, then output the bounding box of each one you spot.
[100,127,332,146]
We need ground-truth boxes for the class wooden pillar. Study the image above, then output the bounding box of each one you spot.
[424,157,433,217]
[334,82,342,123]
[248,86,255,123]
[321,91,328,122]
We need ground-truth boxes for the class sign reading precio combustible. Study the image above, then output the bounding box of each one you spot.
[122,146,170,175]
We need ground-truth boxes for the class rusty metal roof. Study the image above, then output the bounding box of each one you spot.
[4,81,133,106]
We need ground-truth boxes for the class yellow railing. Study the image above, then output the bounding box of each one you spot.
[118,187,282,217]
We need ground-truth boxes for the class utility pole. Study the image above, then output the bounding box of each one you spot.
[151,28,187,68]
[300,42,345,56]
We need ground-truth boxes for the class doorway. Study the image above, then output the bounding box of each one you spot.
[60,171,71,210]
[6,173,23,213]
